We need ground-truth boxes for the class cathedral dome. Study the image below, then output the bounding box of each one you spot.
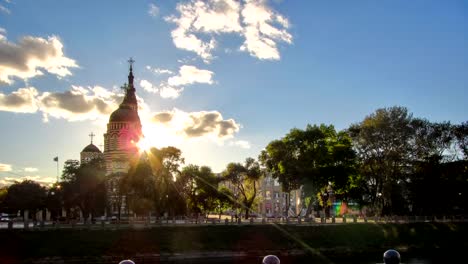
[82,143,101,153]
[109,105,140,122]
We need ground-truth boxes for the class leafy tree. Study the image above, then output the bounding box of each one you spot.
[60,158,106,220]
[45,183,65,221]
[348,106,414,215]
[179,165,219,217]
[453,121,468,159]
[261,124,357,217]
[148,147,185,217]
[222,157,262,219]
[214,186,235,218]
[124,155,155,217]
[411,119,453,161]
[61,160,80,182]
[3,180,47,220]
[0,187,7,210]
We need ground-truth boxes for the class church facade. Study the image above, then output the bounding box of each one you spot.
[103,59,142,175]
[79,59,143,216]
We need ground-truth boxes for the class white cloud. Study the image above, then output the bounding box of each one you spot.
[168,65,214,86]
[24,167,38,172]
[0,175,56,186]
[142,108,241,147]
[146,65,173,75]
[0,31,78,84]
[140,65,214,99]
[140,79,159,93]
[229,140,251,149]
[0,4,10,14]
[240,0,292,60]
[0,163,12,172]
[159,84,183,99]
[165,0,292,62]
[148,3,160,17]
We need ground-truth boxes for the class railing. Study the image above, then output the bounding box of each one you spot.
[0,214,466,230]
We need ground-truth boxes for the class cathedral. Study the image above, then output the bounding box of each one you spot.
[79,58,143,215]
[103,58,142,175]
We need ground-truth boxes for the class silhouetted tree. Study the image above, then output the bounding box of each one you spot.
[60,158,106,221]
[3,180,47,220]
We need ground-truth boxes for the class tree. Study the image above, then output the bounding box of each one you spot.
[348,106,414,215]
[124,155,155,217]
[60,158,107,221]
[222,157,262,219]
[3,180,47,220]
[61,159,80,182]
[179,164,219,217]
[261,124,357,217]
[453,121,468,159]
[0,187,7,210]
[411,119,453,161]
[148,147,185,217]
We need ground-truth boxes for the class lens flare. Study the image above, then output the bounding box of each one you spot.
[136,137,152,152]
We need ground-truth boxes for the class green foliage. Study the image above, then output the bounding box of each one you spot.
[453,121,468,159]
[179,164,219,215]
[124,155,155,215]
[221,157,262,219]
[261,124,358,216]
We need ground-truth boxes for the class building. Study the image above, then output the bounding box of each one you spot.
[104,59,143,216]
[103,58,142,175]
[80,132,104,164]
[219,172,304,218]
[78,58,143,216]
[256,174,304,217]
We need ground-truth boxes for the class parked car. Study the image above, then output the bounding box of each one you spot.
[0,216,11,222]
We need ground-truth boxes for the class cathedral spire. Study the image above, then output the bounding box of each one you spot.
[89,132,95,144]
[128,57,135,90]
[119,57,138,111]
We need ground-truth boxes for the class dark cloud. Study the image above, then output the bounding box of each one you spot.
[153,112,174,123]
[0,86,121,121]
[0,87,37,113]
[0,31,77,84]
[184,111,239,138]
[40,91,93,113]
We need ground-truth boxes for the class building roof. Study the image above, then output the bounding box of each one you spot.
[109,105,141,122]
[81,143,101,153]
[109,60,140,123]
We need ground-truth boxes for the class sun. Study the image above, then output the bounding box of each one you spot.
[137,123,182,152]
[136,136,152,153]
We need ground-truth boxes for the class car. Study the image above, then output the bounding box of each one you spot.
[0,216,11,222]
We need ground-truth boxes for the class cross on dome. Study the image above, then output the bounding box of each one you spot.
[89,132,95,144]
[128,57,135,70]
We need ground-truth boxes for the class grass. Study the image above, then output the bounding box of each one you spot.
[1,222,467,261]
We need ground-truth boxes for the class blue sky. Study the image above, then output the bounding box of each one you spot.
[0,0,467,185]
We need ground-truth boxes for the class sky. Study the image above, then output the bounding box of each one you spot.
[0,0,467,185]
